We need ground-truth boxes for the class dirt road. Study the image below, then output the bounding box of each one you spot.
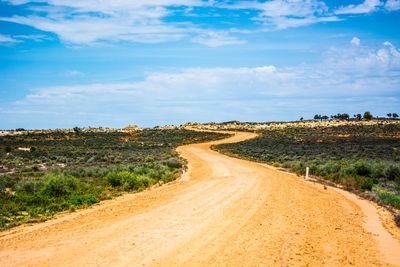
[1,131,400,266]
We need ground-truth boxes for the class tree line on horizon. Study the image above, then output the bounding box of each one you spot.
[308,111,399,121]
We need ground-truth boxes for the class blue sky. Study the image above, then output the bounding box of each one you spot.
[0,0,399,129]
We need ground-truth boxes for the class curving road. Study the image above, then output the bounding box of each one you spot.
[1,131,399,266]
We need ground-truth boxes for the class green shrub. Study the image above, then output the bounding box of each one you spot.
[144,168,155,179]
[65,176,78,191]
[137,165,151,175]
[361,177,374,191]
[106,172,123,187]
[140,175,152,187]
[165,160,182,169]
[43,176,66,196]
[384,164,400,181]
[353,160,371,177]
[107,171,145,191]
[15,178,44,194]
[71,167,87,178]
[289,161,306,175]
[41,174,76,197]
[160,171,175,183]
[0,174,11,191]
[272,162,281,167]
[377,192,400,209]
[317,161,342,177]
[121,172,143,191]
[282,161,292,168]
[145,155,154,163]
[326,172,342,183]
[371,161,386,178]
[309,163,319,175]
[363,111,373,120]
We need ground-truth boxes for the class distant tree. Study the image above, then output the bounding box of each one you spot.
[314,114,327,120]
[356,114,362,120]
[15,128,25,131]
[363,111,373,120]
[387,113,392,118]
[331,113,349,120]
[73,126,80,133]
[300,117,303,121]
[393,113,399,119]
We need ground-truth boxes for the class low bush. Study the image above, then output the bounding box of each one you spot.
[0,174,11,191]
[15,178,43,194]
[161,171,176,183]
[377,192,400,209]
[41,174,77,197]
[384,164,400,181]
[164,159,182,169]
[106,172,122,187]
[140,175,152,187]
[371,161,386,179]
[353,160,372,177]
[361,177,374,191]
[120,172,144,191]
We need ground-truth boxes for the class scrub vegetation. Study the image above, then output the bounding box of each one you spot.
[0,128,228,230]
[213,120,400,210]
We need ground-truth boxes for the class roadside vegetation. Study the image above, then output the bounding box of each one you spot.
[0,129,228,230]
[212,120,400,212]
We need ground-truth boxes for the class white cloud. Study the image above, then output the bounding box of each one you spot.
[65,70,84,77]
[13,34,50,42]
[256,0,328,17]
[264,15,340,30]
[191,30,247,47]
[351,37,360,46]
[5,39,399,127]
[220,0,340,30]
[0,34,21,44]
[0,0,215,45]
[14,41,398,98]
[1,0,399,45]
[4,0,206,10]
[385,0,400,10]
[1,12,188,45]
[335,0,383,15]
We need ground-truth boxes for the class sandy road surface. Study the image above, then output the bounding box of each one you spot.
[1,131,400,266]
